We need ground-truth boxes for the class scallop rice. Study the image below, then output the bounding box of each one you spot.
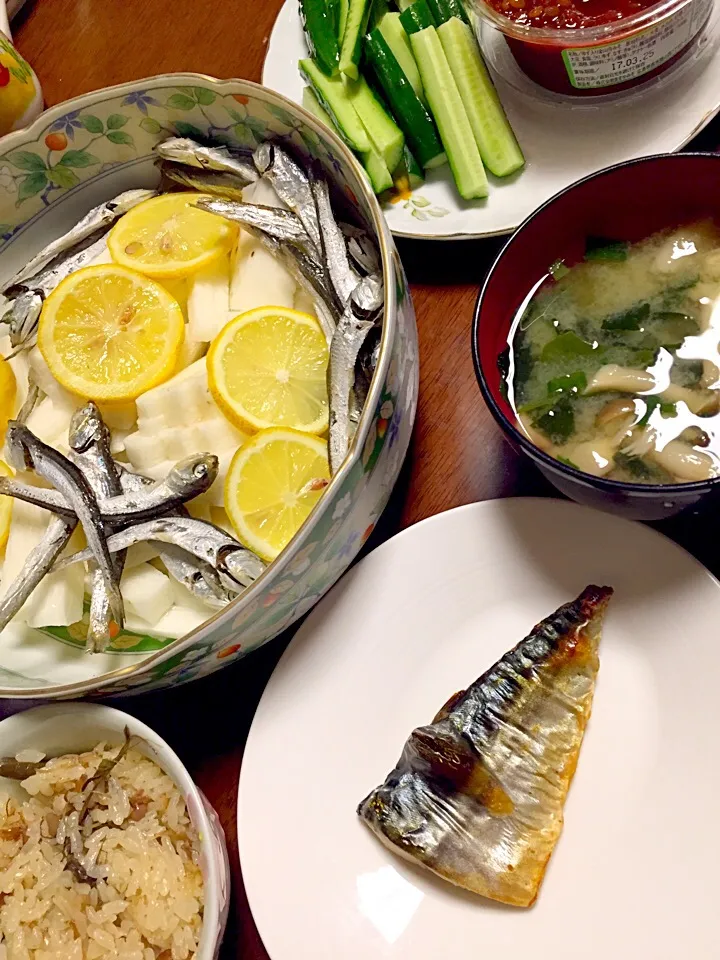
[0,738,203,960]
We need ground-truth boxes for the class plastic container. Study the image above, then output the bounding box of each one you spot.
[470,0,713,95]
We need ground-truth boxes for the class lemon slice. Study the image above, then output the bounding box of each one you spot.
[0,460,13,551]
[108,193,236,279]
[225,428,330,561]
[38,264,184,402]
[207,307,329,435]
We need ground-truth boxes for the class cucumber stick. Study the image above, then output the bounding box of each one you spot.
[345,75,405,173]
[409,26,487,199]
[339,0,372,78]
[395,0,414,10]
[300,59,372,153]
[377,12,425,104]
[365,29,444,169]
[369,0,391,28]
[426,0,467,23]
[438,17,524,177]
[399,0,436,32]
[338,0,349,38]
[302,86,335,129]
[364,147,394,193]
[300,0,341,76]
[394,145,425,189]
[300,64,392,195]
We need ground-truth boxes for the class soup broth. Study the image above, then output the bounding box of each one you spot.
[505,221,720,485]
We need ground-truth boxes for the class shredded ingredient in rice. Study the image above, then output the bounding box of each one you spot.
[0,735,204,960]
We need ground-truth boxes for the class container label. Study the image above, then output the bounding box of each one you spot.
[562,0,712,90]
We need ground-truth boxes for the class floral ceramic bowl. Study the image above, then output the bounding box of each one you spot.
[0,73,418,698]
[0,702,230,960]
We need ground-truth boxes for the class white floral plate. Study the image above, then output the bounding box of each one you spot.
[263,1,720,239]
[239,497,720,959]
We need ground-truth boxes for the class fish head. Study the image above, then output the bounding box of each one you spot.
[68,401,106,452]
[253,141,273,174]
[7,291,42,348]
[218,546,265,587]
[166,453,219,494]
[154,137,199,167]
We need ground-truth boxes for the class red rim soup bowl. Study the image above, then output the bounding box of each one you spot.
[472,152,720,521]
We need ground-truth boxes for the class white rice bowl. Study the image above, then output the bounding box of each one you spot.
[0,705,228,960]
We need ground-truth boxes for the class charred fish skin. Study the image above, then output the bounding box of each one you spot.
[358,585,613,909]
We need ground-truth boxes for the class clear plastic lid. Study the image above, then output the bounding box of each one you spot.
[469,0,698,46]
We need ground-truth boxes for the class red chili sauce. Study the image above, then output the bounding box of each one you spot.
[489,0,658,30]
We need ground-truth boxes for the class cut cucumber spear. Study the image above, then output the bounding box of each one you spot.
[300,0,341,76]
[426,0,467,24]
[338,0,349,38]
[339,0,372,78]
[438,17,524,177]
[345,75,405,173]
[300,64,393,195]
[300,59,372,153]
[394,145,425,189]
[407,23,487,199]
[365,28,444,168]
[377,12,425,104]
[399,0,436,32]
[302,86,336,128]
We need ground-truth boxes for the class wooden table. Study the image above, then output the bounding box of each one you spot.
[12,1,720,956]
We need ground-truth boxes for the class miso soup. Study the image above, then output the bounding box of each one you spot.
[504,222,720,485]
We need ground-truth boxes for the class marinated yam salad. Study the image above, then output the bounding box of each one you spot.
[0,136,383,652]
[505,221,720,485]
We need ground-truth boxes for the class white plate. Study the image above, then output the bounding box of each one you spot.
[239,498,720,959]
[263,3,720,239]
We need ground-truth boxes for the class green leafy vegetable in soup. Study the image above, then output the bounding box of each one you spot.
[505,221,720,484]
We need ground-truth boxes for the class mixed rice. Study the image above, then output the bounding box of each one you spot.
[0,739,203,960]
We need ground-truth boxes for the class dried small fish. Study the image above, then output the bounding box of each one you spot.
[195,197,317,260]
[253,142,322,251]
[312,177,361,305]
[7,422,124,626]
[1,189,156,293]
[358,586,613,908]
[0,453,219,523]
[157,160,248,201]
[68,402,124,653]
[327,276,383,473]
[57,515,265,589]
[154,137,258,185]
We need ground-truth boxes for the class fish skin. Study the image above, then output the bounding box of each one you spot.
[1,188,156,293]
[6,422,125,627]
[55,515,266,588]
[157,160,248,201]
[312,177,361,306]
[253,142,322,252]
[357,585,613,908]
[0,454,219,522]
[195,197,317,260]
[68,402,124,653]
[154,137,258,185]
[327,276,383,474]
